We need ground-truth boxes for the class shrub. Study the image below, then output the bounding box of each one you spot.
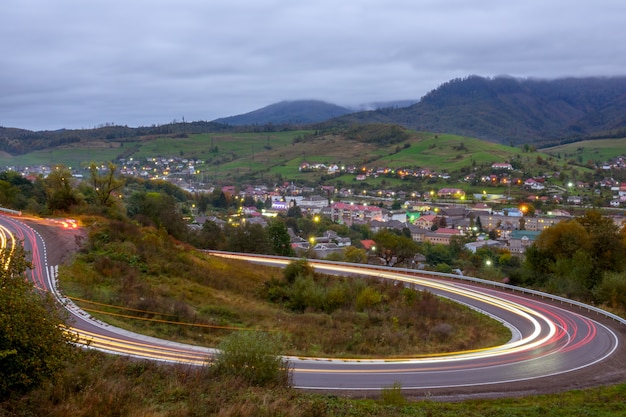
[287,275,325,312]
[210,331,291,387]
[0,244,77,399]
[283,259,314,284]
[380,381,407,406]
[356,287,382,310]
[593,272,626,310]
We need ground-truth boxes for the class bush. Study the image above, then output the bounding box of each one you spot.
[594,272,626,310]
[0,244,77,399]
[287,275,325,312]
[211,331,291,387]
[283,259,314,284]
[356,287,382,310]
[380,381,407,406]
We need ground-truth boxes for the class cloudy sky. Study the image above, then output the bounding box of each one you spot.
[2,0,626,131]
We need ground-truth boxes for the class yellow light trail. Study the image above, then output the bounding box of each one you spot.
[211,252,556,365]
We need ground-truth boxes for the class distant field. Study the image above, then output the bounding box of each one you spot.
[543,137,626,163]
[1,129,620,185]
[0,143,123,168]
[376,133,525,171]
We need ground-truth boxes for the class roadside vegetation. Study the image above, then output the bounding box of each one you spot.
[60,217,509,357]
[2,126,626,414]
[2,349,625,416]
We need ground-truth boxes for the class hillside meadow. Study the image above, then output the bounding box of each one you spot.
[543,137,626,165]
[0,128,587,185]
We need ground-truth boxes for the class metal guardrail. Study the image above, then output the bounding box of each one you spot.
[208,250,626,326]
[0,206,22,216]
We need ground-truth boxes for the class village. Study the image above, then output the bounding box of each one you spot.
[3,154,626,262]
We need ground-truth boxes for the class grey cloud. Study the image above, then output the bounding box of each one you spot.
[2,0,626,130]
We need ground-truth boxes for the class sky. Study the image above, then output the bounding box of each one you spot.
[2,0,626,131]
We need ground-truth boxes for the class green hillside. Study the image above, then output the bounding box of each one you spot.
[2,124,621,187]
[543,137,626,165]
[331,76,626,146]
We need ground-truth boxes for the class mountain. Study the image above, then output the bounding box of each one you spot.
[330,76,626,146]
[355,99,419,111]
[5,76,626,155]
[213,100,352,126]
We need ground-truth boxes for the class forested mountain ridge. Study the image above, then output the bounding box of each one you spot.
[330,76,626,146]
[0,121,233,155]
[213,100,353,126]
[4,76,626,155]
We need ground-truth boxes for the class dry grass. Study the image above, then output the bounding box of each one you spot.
[59,218,510,358]
[2,349,626,417]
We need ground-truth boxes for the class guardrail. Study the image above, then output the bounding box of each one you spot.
[208,250,626,326]
[0,206,22,216]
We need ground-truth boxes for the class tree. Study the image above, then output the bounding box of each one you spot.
[44,166,82,212]
[525,211,626,295]
[195,220,225,250]
[126,191,189,240]
[475,216,484,233]
[0,242,76,399]
[267,219,295,256]
[575,210,626,276]
[0,171,35,209]
[424,243,453,266]
[286,204,302,218]
[343,246,367,264]
[534,220,591,261]
[224,222,271,254]
[373,229,419,266]
[87,162,125,207]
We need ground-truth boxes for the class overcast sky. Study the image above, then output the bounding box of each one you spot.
[2,0,626,131]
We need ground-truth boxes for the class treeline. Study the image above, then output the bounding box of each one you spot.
[0,121,233,155]
[332,75,626,146]
[3,165,626,313]
[357,215,626,313]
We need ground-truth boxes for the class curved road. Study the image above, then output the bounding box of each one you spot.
[2,214,623,393]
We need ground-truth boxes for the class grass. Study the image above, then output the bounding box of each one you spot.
[1,129,616,188]
[375,133,526,171]
[59,217,510,358]
[0,145,122,168]
[543,137,626,164]
[2,349,625,416]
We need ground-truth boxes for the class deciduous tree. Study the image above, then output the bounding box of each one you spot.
[267,219,294,256]
[0,242,76,399]
[88,162,125,207]
[373,229,419,266]
[44,166,82,212]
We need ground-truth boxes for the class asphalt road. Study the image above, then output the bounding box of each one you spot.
[1,214,623,395]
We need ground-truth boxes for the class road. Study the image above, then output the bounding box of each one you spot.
[1,214,623,394]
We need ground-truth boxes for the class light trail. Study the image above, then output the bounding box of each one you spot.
[1,215,621,393]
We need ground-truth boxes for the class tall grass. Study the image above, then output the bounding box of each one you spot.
[2,349,625,416]
[60,218,510,357]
